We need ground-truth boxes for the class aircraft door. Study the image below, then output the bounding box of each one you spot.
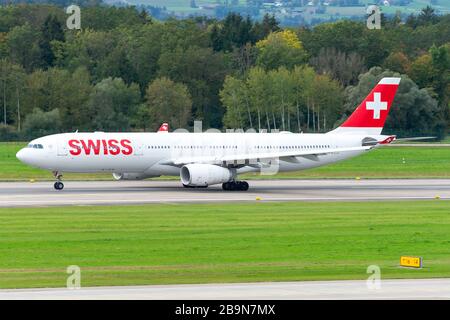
[57,137,68,156]
[134,139,143,156]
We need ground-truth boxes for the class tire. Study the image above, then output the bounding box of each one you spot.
[54,182,64,190]
[223,181,248,191]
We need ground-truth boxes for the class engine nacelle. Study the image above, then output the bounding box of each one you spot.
[112,173,158,180]
[180,164,232,187]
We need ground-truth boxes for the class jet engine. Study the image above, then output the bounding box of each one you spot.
[180,164,233,187]
[112,173,158,180]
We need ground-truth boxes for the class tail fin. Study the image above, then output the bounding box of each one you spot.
[330,77,400,135]
[157,123,169,133]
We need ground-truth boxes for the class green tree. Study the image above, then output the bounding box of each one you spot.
[86,77,140,131]
[221,76,247,129]
[310,74,343,132]
[417,6,439,26]
[298,20,365,58]
[56,30,119,82]
[310,47,366,86]
[0,59,26,130]
[291,65,315,132]
[131,103,151,132]
[210,13,253,52]
[246,67,272,130]
[269,67,295,131]
[409,54,435,89]
[124,24,163,92]
[430,44,450,102]
[145,77,192,130]
[357,28,389,68]
[23,107,62,139]
[23,67,92,131]
[255,30,307,70]
[39,14,65,68]
[383,52,411,74]
[158,45,228,128]
[6,23,41,72]
[408,45,449,122]
[429,44,450,129]
[81,5,149,31]
[251,13,280,42]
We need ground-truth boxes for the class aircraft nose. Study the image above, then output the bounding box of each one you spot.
[16,148,28,163]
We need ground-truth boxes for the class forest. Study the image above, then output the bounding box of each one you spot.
[0,3,448,140]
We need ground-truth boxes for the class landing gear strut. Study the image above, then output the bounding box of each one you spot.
[52,171,64,190]
[222,181,249,191]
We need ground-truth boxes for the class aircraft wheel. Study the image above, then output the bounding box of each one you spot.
[240,181,249,191]
[54,181,64,190]
[223,181,248,191]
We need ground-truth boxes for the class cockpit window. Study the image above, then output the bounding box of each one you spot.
[27,144,44,149]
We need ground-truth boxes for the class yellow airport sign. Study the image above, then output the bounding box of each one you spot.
[400,256,422,268]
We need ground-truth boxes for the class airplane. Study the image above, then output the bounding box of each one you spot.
[16,77,401,191]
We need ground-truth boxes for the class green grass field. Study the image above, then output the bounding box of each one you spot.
[0,201,449,289]
[1,142,449,181]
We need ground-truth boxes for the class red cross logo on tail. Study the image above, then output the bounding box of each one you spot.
[366,92,388,119]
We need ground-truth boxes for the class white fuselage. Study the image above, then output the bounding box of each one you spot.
[16,132,376,178]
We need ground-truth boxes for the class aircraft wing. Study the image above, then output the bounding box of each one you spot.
[161,146,372,166]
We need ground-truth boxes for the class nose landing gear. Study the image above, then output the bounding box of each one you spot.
[222,181,249,191]
[52,171,64,190]
[54,181,64,190]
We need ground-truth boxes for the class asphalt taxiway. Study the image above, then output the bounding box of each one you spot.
[0,179,449,207]
[1,279,449,299]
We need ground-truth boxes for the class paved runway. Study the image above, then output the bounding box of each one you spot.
[0,179,449,207]
[1,279,449,299]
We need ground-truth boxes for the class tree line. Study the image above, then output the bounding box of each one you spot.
[0,4,448,140]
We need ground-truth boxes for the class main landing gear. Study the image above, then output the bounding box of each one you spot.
[222,181,249,191]
[52,171,64,190]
